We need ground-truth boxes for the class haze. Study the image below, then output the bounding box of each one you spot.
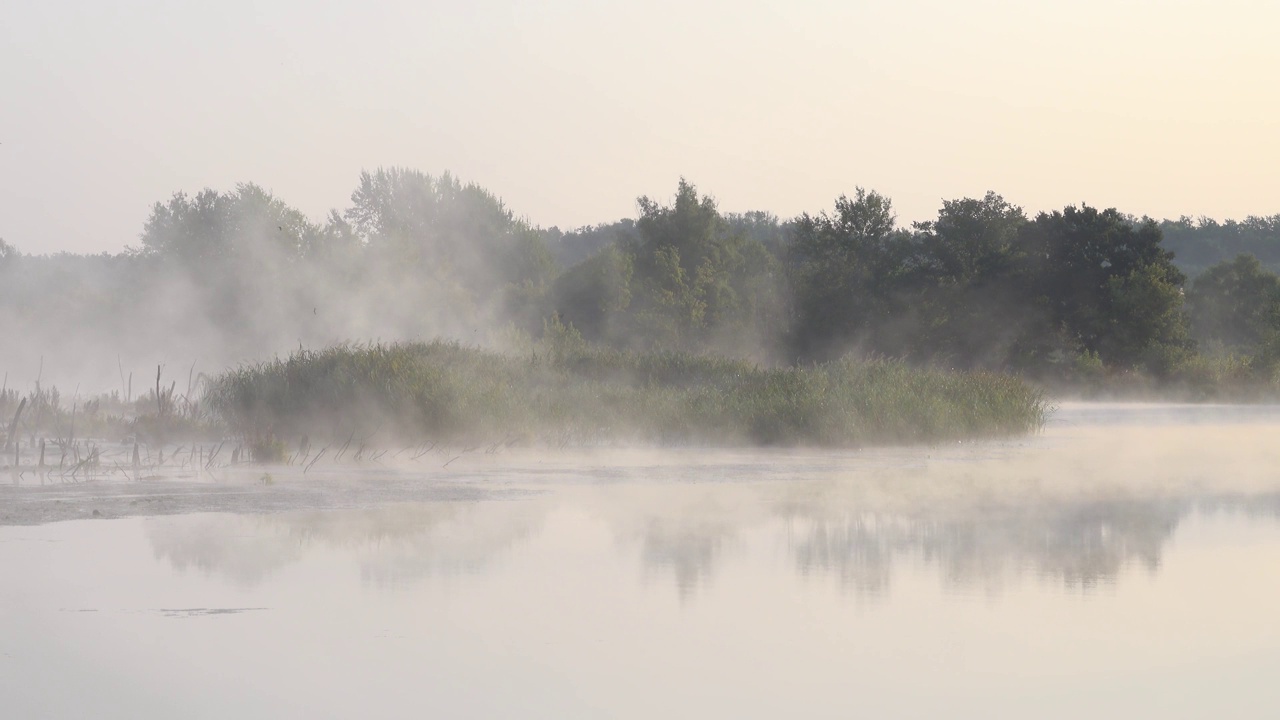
[3,0,1277,254]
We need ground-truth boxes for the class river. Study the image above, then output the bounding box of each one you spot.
[3,403,1279,718]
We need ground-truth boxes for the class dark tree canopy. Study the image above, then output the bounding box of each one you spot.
[1017,205,1190,371]
[786,188,915,359]
[1187,254,1280,351]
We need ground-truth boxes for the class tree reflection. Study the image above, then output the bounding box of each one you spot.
[144,456,1280,602]
[146,501,545,588]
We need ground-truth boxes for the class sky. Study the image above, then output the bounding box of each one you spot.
[2,0,1278,254]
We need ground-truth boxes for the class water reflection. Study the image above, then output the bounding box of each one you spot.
[782,501,1182,596]
[144,405,1280,598]
[147,500,544,588]
[636,515,737,600]
[145,480,1280,600]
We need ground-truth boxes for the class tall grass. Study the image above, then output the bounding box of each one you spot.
[0,373,220,448]
[205,340,1048,449]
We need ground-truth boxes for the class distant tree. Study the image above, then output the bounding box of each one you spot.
[910,192,1031,367]
[345,168,552,301]
[1103,263,1193,374]
[303,210,363,264]
[622,179,781,352]
[546,180,782,355]
[551,245,635,344]
[140,183,313,268]
[134,184,321,349]
[548,220,636,268]
[1159,214,1280,278]
[1018,205,1190,372]
[1186,254,1280,351]
[722,211,791,257]
[786,188,916,359]
[917,192,1026,286]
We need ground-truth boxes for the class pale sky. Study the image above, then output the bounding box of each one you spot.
[2,0,1278,254]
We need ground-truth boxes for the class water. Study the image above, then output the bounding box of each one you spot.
[3,403,1280,718]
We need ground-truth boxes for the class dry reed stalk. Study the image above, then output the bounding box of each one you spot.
[5,397,26,453]
[304,447,326,473]
[204,442,224,470]
[334,432,354,461]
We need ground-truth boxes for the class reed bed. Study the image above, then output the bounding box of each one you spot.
[0,368,221,449]
[204,341,1048,450]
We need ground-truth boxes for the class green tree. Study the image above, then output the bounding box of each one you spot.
[1186,254,1280,351]
[551,245,635,345]
[137,184,320,349]
[911,192,1030,367]
[140,183,313,268]
[1159,214,1280,278]
[342,168,554,334]
[623,179,782,353]
[345,168,552,298]
[917,192,1025,286]
[1104,263,1193,374]
[786,188,915,359]
[1017,205,1190,372]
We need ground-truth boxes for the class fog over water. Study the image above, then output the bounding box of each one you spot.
[4,404,1280,718]
[8,1,1280,715]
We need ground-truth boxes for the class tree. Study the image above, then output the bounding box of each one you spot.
[910,192,1031,367]
[140,183,313,268]
[551,245,634,345]
[136,184,321,351]
[1104,263,1193,374]
[1017,205,1190,371]
[786,188,915,359]
[345,168,551,302]
[1160,214,1280,277]
[621,179,781,353]
[1186,254,1280,351]
[916,192,1025,286]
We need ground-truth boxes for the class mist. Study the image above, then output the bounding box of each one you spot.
[0,169,552,393]
[4,168,1280,406]
[9,1,1280,716]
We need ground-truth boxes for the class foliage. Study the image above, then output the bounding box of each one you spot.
[908,192,1031,367]
[1159,215,1280,278]
[0,381,219,448]
[1186,254,1280,351]
[8,168,1280,402]
[550,179,784,358]
[786,188,916,359]
[204,341,1048,449]
[1017,205,1190,371]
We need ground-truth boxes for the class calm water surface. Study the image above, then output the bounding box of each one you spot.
[3,403,1280,718]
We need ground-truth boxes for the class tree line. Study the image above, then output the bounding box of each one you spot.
[3,168,1279,388]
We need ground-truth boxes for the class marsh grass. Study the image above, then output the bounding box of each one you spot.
[0,380,221,449]
[205,341,1048,449]
[1037,349,1280,402]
